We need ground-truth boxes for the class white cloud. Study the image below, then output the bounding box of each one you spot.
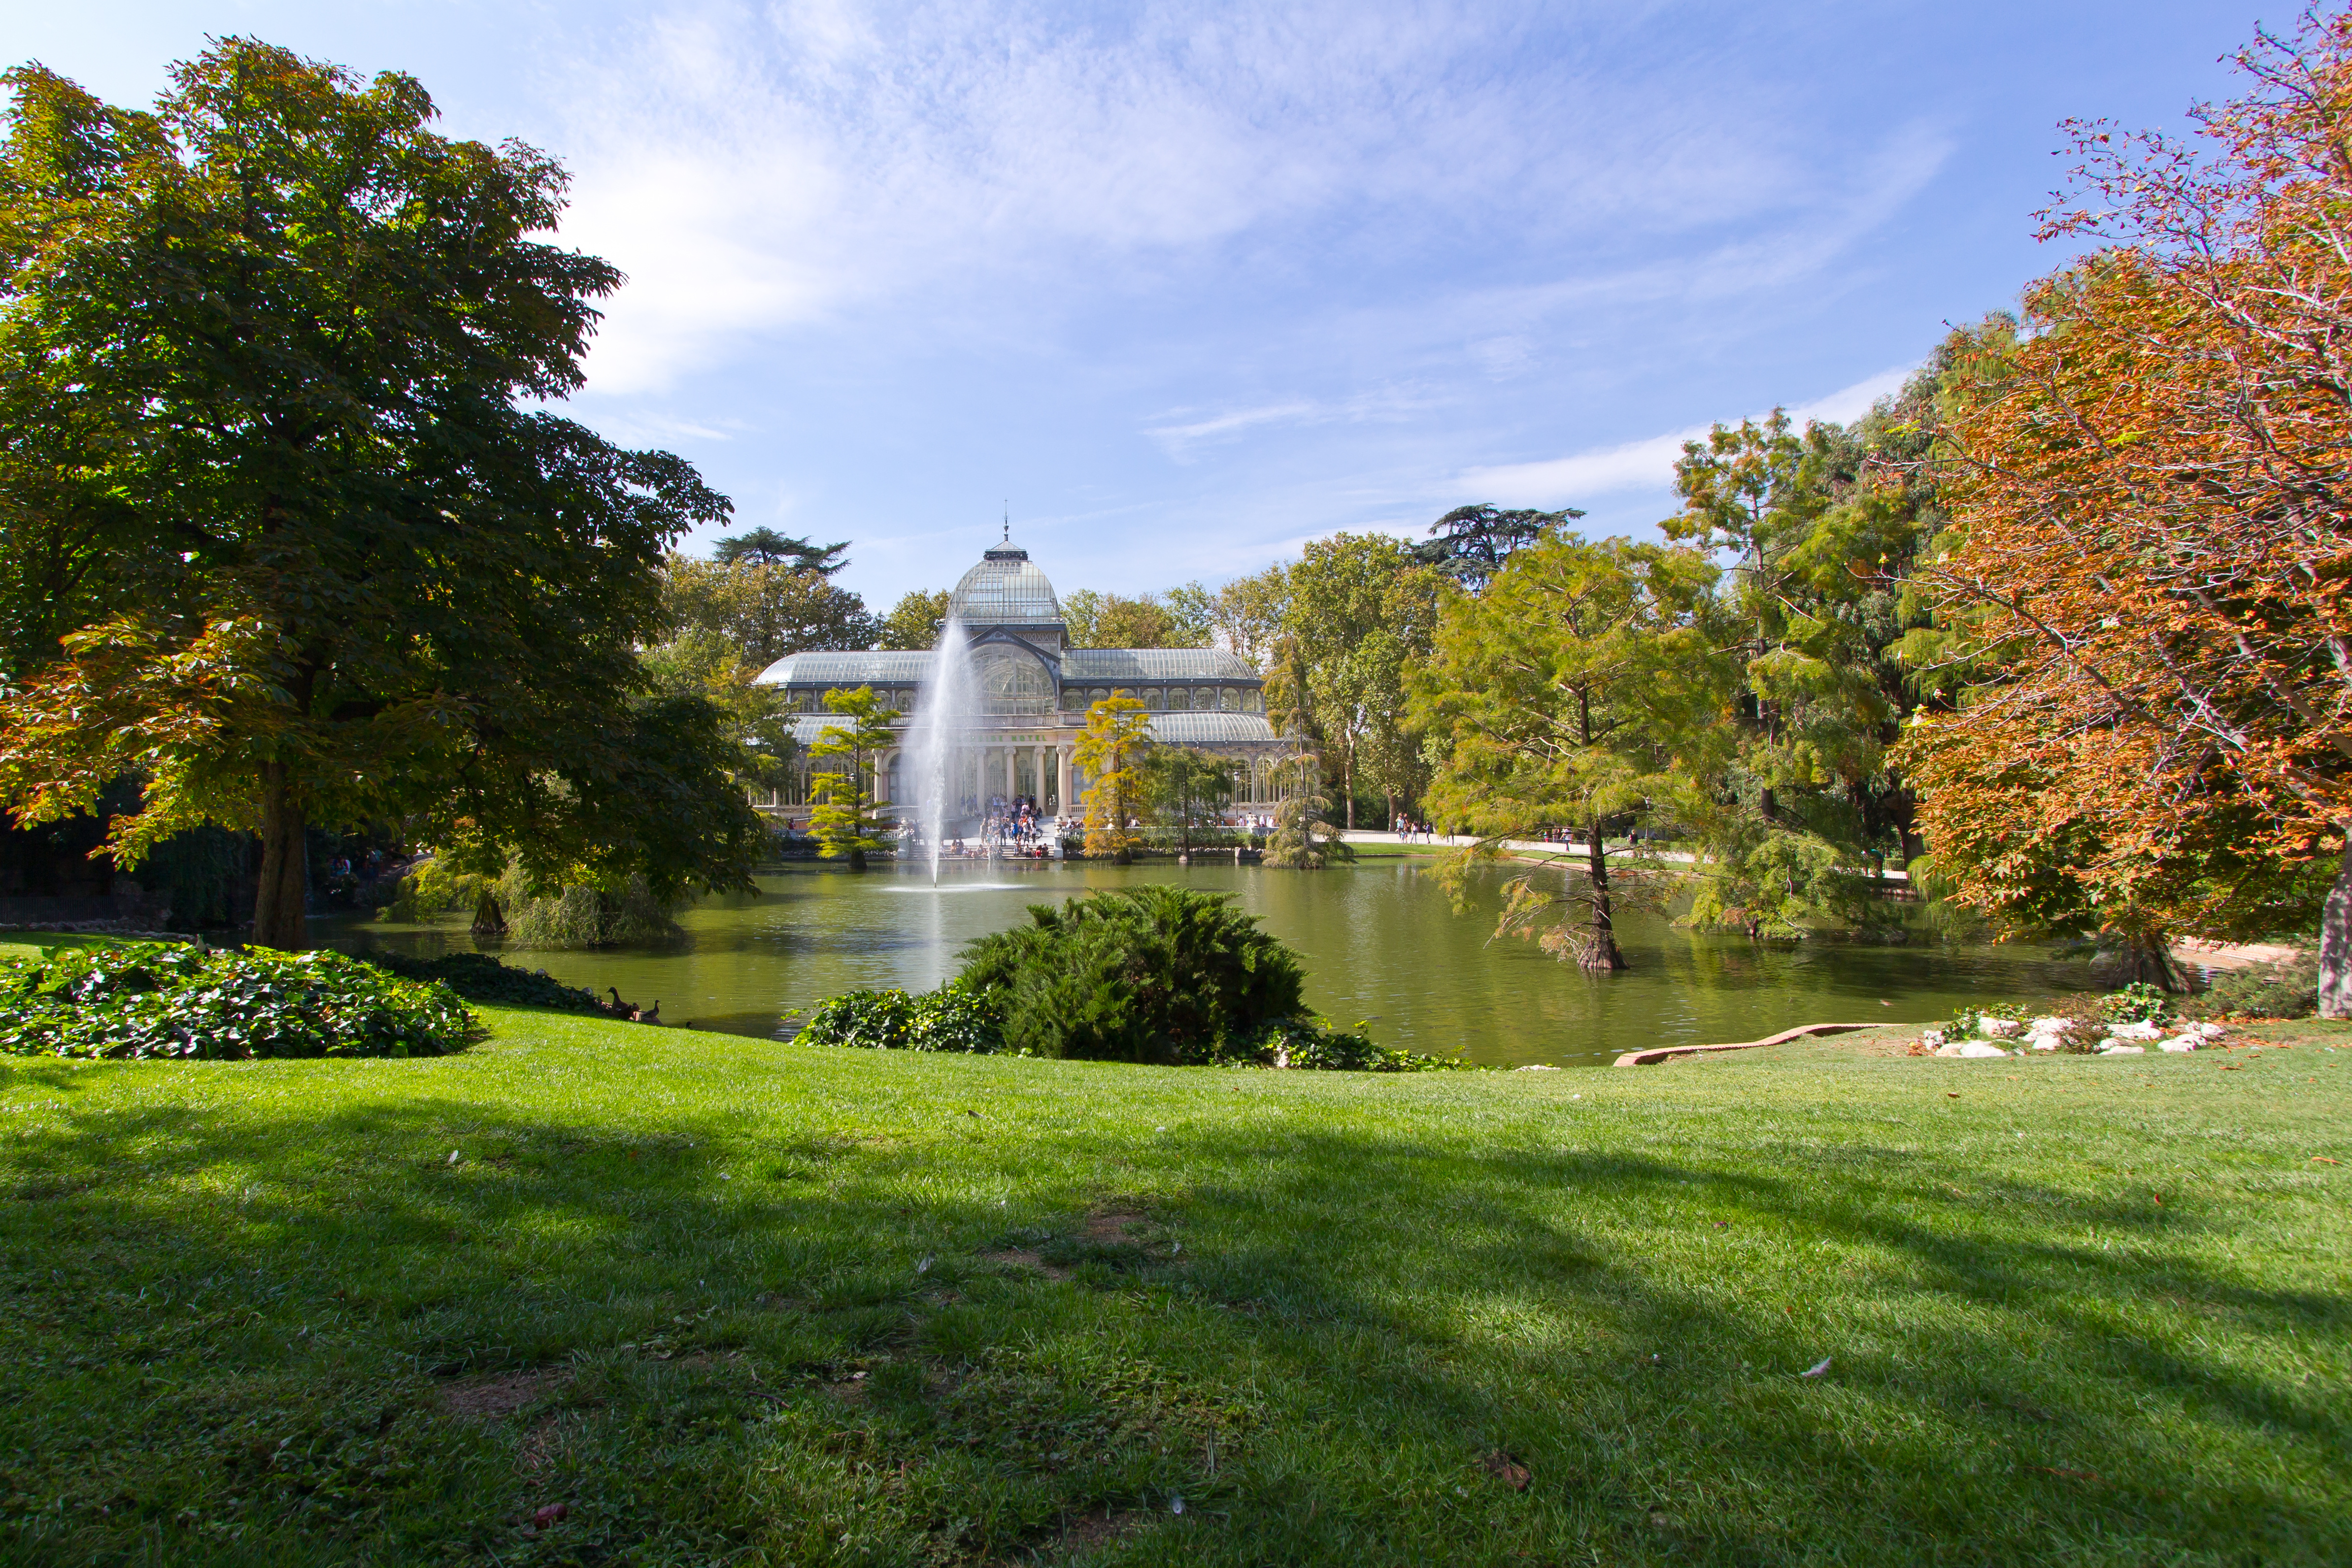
[1145,401,1322,450]
[533,1,1921,393]
[1142,383,1445,458]
[1456,363,1917,507]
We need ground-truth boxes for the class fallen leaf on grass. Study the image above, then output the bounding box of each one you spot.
[2312,1157,2340,1166]
[1483,1450,1531,1491]
[1800,1357,1833,1378]
[532,1502,568,1527]
[1946,1092,1960,1099]
[2034,1466,2105,1484]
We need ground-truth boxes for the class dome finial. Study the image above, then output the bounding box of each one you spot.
[1002,501,1010,544]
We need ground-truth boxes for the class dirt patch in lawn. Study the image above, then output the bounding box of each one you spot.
[1057,1504,1153,1555]
[441,1367,568,1421]
[978,1247,1072,1281]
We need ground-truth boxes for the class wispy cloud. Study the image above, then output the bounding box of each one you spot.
[1142,383,1446,458]
[537,1,1937,394]
[1457,364,1916,507]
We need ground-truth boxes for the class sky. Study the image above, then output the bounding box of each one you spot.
[8,0,2257,610]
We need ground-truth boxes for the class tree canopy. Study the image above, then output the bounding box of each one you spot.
[1411,504,1582,592]
[710,528,848,575]
[1896,11,2352,1008]
[0,40,764,947]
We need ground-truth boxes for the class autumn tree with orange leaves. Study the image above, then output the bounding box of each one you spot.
[1896,9,2352,1012]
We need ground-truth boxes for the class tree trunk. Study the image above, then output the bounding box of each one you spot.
[470,888,506,937]
[1343,747,1355,830]
[1583,818,1628,971]
[252,763,308,950]
[2322,836,2352,1020]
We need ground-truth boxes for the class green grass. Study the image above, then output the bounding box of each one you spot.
[1,933,2347,1566]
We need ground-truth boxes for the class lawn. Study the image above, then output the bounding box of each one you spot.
[0,934,2346,1566]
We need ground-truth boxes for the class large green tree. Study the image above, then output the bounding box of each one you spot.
[1060,588,1212,651]
[876,589,949,650]
[1660,390,1946,928]
[0,41,764,948]
[1281,534,1445,828]
[662,551,877,667]
[1415,535,1728,968]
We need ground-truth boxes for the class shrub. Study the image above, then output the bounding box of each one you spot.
[791,985,1008,1053]
[1231,1015,1476,1072]
[2099,982,2173,1025]
[958,885,1305,1064]
[362,951,605,1013]
[2193,949,2319,1018]
[0,941,473,1060]
[500,871,680,948]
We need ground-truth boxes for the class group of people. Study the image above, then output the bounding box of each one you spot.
[981,795,1058,857]
[1393,817,1439,843]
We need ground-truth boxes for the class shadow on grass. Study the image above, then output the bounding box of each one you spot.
[0,1084,2344,1566]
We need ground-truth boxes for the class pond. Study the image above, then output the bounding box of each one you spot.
[330,855,2090,1067]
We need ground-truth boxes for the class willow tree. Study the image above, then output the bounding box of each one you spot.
[1415,535,1727,969]
[0,41,763,948]
[1897,12,2352,1010]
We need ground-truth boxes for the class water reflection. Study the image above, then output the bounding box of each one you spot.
[327,858,2090,1067]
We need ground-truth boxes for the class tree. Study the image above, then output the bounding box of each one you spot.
[1415,535,1728,967]
[1208,565,1290,669]
[1160,581,1218,647]
[1140,746,1236,855]
[1660,390,1947,928]
[1282,534,1445,828]
[638,625,798,801]
[1895,12,2352,1010]
[711,528,848,575]
[877,589,950,650]
[1411,504,1582,592]
[663,553,878,666]
[0,42,762,949]
[808,687,897,870]
[1060,589,1208,650]
[1074,695,1152,863]
[1262,754,1352,869]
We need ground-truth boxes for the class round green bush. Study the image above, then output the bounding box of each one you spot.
[957,885,1307,1064]
[0,941,474,1060]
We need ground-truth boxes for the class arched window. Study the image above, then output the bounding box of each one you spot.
[1089,687,1110,704]
[1245,689,1264,714]
[973,647,1055,714]
[1144,688,1164,711]
[1221,688,1239,713]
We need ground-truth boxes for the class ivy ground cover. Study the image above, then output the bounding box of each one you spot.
[0,934,2344,1566]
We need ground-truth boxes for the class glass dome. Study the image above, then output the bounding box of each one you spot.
[948,544,1062,626]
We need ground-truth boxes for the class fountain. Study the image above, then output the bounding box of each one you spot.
[901,611,976,884]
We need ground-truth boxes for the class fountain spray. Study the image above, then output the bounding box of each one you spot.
[903,611,974,885]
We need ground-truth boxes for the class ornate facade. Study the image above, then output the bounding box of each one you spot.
[752,539,1296,821]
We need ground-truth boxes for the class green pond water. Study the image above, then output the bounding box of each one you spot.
[330,856,2090,1067]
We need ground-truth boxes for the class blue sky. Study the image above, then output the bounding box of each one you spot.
[11,1,2253,608]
